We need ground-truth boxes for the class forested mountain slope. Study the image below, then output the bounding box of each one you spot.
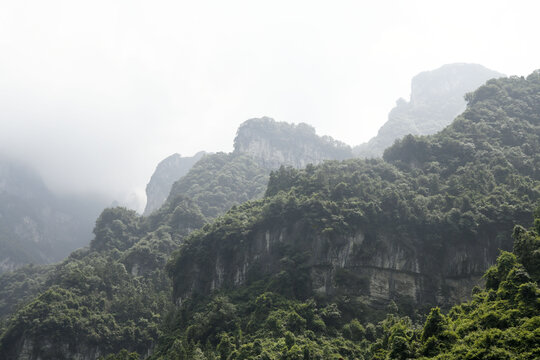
[0,118,357,359]
[354,63,503,157]
[1,71,539,359]
[163,118,354,219]
[168,72,540,307]
[0,198,207,359]
[154,72,540,357]
[152,210,540,359]
[167,153,268,219]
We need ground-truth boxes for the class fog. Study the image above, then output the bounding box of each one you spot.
[1,0,539,211]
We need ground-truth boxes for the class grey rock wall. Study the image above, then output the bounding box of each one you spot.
[143,151,205,215]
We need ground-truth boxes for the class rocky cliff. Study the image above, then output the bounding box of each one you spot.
[354,63,504,157]
[169,72,540,311]
[234,117,353,169]
[171,218,505,309]
[143,151,205,215]
[163,118,355,219]
[2,71,539,360]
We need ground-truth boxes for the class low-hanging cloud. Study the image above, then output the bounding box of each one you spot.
[1,0,539,210]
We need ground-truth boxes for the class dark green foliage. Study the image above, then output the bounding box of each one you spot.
[0,252,167,357]
[0,199,207,358]
[512,217,540,281]
[99,350,140,360]
[168,153,268,219]
[358,211,540,359]
[3,71,540,359]
[149,287,368,360]
[156,71,540,359]
[91,207,141,252]
[0,264,50,321]
[154,211,540,359]
[413,218,540,359]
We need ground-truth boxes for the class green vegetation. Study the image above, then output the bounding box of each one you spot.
[0,198,206,358]
[168,153,268,219]
[156,72,540,359]
[167,73,540,307]
[1,71,539,359]
[150,209,540,359]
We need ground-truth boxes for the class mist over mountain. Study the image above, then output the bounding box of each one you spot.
[0,156,108,273]
[233,117,353,169]
[144,117,354,220]
[2,0,540,357]
[142,64,502,217]
[354,63,504,157]
[1,70,539,359]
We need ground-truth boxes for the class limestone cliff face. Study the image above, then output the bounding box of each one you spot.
[14,337,102,360]
[234,117,353,169]
[354,63,504,157]
[173,220,507,308]
[143,151,205,215]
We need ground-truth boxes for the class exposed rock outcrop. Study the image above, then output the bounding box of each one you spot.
[234,117,353,169]
[171,220,506,309]
[354,63,504,157]
[143,151,205,215]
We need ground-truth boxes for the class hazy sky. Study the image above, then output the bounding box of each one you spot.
[1,0,539,211]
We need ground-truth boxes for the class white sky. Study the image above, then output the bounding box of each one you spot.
[1,0,539,210]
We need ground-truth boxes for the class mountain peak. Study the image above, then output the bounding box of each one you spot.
[233,117,352,169]
[143,151,206,215]
[354,63,504,157]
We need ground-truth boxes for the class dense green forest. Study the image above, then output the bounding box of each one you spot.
[155,72,540,359]
[0,71,539,359]
[168,153,268,219]
[149,209,540,359]
[167,72,540,306]
[0,197,210,357]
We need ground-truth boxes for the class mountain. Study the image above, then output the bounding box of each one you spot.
[0,157,107,273]
[167,152,268,219]
[143,151,205,215]
[154,71,539,357]
[234,117,353,169]
[153,210,540,359]
[0,117,358,359]
[354,63,504,157]
[369,215,540,359]
[1,71,539,359]
[152,117,354,220]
